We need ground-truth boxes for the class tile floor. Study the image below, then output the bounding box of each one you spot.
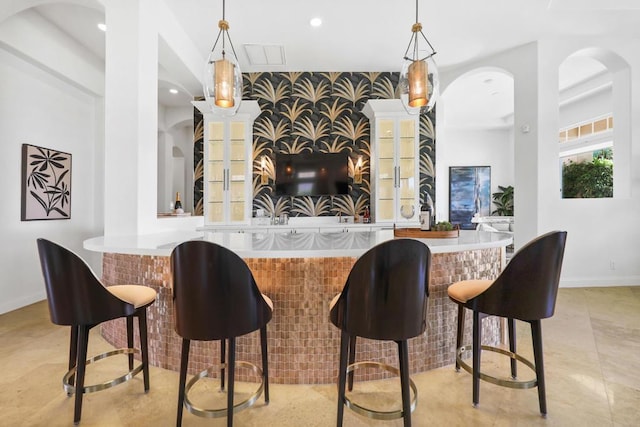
[0,287,638,426]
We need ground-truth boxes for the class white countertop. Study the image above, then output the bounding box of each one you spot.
[84,229,513,259]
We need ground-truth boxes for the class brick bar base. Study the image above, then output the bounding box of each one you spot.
[101,248,503,384]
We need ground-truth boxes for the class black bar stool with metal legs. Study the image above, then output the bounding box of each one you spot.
[171,240,272,427]
[447,231,567,416]
[37,238,157,424]
[330,238,431,427]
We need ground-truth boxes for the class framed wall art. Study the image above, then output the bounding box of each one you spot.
[449,166,491,230]
[21,144,71,221]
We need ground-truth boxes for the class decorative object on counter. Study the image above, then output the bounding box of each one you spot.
[398,0,440,114]
[394,223,459,239]
[400,204,415,220]
[21,144,71,221]
[279,213,289,225]
[202,0,242,116]
[174,192,184,214]
[362,206,370,223]
[449,166,491,230]
[491,185,514,216]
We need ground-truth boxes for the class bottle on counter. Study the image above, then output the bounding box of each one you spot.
[420,203,431,231]
[174,192,184,214]
[363,206,370,223]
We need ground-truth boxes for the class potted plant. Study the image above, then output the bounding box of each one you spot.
[491,185,514,216]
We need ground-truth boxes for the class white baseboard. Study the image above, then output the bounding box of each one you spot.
[0,290,46,315]
[560,276,640,288]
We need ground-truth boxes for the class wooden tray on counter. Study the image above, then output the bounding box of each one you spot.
[393,227,459,239]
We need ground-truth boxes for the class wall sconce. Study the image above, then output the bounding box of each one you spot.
[260,156,268,185]
[354,156,363,184]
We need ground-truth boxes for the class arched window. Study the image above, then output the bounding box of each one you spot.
[558,50,630,199]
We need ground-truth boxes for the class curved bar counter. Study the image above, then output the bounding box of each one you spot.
[85,229,511,384]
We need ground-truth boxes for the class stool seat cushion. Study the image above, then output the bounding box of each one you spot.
[108,285,157,308]
[262,294,273,311]
[447,280,493,304]
[329,293,340,310]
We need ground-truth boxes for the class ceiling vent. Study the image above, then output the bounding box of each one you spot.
[244,44,286,66]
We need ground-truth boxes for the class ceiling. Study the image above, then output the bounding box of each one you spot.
[25,0,640,120]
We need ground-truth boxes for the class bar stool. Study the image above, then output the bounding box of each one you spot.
[36,238,156,424]
[330,238,431,427]
[171,240,272,427]
[447,230,567,416]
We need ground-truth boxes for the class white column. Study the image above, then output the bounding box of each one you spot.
[512,43,540,249]
[103,0,158,235]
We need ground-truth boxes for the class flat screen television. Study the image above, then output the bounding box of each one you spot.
[275,152,349,196]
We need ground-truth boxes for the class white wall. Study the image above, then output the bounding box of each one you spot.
[439,40,640,287]
[537,39,639,287]
[157,105,193,213]
[436,128,514,221]
[0,48,103,314]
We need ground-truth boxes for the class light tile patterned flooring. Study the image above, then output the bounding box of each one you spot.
[0,287,638,426]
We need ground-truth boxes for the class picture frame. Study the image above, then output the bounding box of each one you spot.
[21,144,72,221]
[449,166,491,230]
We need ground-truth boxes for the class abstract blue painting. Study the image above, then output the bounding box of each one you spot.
[449,166,491,230]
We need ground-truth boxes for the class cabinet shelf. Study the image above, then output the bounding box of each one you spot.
[363,99,419,225]
[194,100,261,226]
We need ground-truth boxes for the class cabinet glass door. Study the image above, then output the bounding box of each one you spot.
[207,122,225,223]
[228,122,246,223]
[398,119,417,221]
[377,120,396,222]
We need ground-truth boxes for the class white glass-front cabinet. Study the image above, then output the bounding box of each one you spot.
[362,100,419,225]
[193,101,261,225]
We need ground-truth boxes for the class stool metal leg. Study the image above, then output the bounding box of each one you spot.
[177,338,190,427]
[336,330,349,427]
[472,310,481,407]
[508,318,517,379]
[397,340,412,427]
[227,337,236,427]
[531,320,547,416]
[260,326,270,403]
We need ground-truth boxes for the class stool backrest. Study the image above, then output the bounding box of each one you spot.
[171,240,272,340]
[468,230,567,321]
[330,238,431,341]
[36,238,134,326]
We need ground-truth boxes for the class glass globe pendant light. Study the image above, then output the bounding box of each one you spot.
[398,0,439,114]
[203,0,242,116]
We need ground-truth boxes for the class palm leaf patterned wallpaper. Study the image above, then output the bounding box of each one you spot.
[193,72,436,218]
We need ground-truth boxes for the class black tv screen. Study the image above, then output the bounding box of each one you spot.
[275,152,349,196]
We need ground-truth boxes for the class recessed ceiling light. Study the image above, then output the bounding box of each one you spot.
[310,17,322,27]
[169,88,179,94]
[97,23,107,32]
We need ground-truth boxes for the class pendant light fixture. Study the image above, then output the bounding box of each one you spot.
[398,0,439,114]
[202,0,242,116]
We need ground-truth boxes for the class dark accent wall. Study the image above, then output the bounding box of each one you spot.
[193,72,435,218]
